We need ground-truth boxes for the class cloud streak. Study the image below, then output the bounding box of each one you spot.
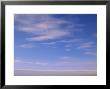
[18,43,36,48]
[40,42,56,45]
[15,14,84,42]
[78,42,94,49]
[26,30,69,41]
[15,58,48,66]
[84,51,96,56]
[58,56,96,66]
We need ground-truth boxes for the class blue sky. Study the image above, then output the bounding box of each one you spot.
[14,14,97,71]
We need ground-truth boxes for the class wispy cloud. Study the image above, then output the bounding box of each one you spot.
[77,41,96,56]
[35,62,47,66]
[84,51,96,56]
[15,59,33,64]
[59,56,72,60]
[15,14,84,42]
[15,59,22,63]
[15,58,48,66]
[78,42,94,49]
[65,44,72,48]
[40,42,56,45]
[18,22,49,33]
[18,43,36,48]
[27,30,69,41]
[59,38,83,43]
[58,56,96,66]
[65,48,71,51]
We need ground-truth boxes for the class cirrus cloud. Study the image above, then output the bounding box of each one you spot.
[18,43,36,48]
[15,14,84,42]
[78,42,94,49]
[26,30,69,41]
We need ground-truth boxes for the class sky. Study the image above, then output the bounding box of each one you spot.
[14,14,97,73]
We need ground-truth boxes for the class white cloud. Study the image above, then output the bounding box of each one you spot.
[15,59,22,63]
[35,62,47,66]
[15,59,33,64]
[59,56,72,59]
[65,48,71,51]
[18,43,36,48]
[58,56,96,66]
[18,22,49,33]
[15,58,48,66]
[84,51,96,56]
[60,38,83,43]
[15,14,84,42]
[40,42,56,45]
[51,46,57,48]
[78,42,94,49]
[15,14,69,34]
[26,30,69,41]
